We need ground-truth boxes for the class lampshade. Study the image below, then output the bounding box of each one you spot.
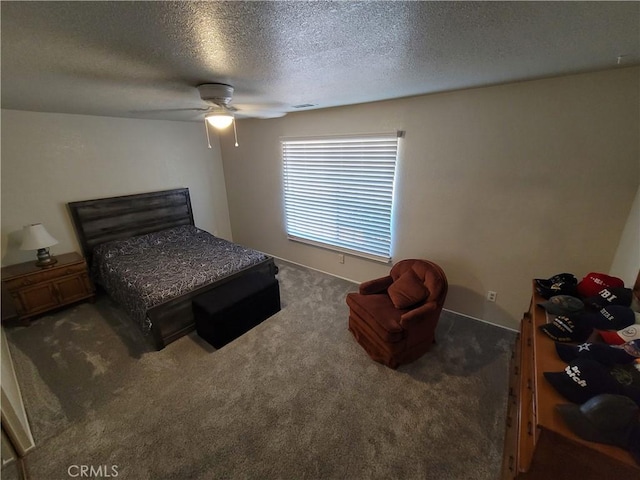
[20,224,58,250]
[205,111,234,129]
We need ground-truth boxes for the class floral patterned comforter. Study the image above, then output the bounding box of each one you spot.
[92,225,269,332]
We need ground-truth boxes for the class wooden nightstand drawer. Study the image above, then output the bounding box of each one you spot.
[1,252,95,322]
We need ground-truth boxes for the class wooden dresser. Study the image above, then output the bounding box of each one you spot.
[1,252,95,323]
[501,277,640,479]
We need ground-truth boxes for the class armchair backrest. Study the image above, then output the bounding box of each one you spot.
[390,259,448,306]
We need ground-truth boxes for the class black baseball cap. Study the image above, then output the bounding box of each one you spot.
[535,273,579,300]
[535,273,577,288]
[539,314,593,343]
[544,358,640,405]
[555,340,640,366]
[556,394,639,449]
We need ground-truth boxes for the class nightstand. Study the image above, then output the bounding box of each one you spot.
[1,252,95,324]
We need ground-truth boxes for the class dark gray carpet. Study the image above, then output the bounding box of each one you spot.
[3,260,515,480]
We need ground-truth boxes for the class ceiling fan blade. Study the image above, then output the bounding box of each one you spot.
[232,103,288,119]
[131,107,211,114]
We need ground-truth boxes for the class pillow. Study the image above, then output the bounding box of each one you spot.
[388,269,428,309]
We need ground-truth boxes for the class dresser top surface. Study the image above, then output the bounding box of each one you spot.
[1,252,84,279]
[531,281,639,470]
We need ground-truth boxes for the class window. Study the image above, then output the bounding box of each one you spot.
[281,133,399,263]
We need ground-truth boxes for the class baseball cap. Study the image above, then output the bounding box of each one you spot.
[621,339,640,358]
[582,305,636,331]
[543,358,640,405]
[536,282,579,300]
[537,295,585,316]
[577,273,624,298]
[584,287,633,309]
[555,340,640,366]
[539,314,593,343]
[535,273,578,299]
[535,273,577,288]
[556,394,639,449]
[599,325,640,346]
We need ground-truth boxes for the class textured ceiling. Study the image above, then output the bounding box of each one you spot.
[1,1,638,122]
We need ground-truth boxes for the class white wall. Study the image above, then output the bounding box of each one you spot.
[1,326,35,457]
[220,67,640,329]
[610,185,640,285]
[1,110,231,266]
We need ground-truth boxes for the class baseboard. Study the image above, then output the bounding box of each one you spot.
[270,254,360,285]
[270,254,519,333]
[442,308,519,333]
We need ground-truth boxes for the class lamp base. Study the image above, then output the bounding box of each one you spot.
[35,248,57,268]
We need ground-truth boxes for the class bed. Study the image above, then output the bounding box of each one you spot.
[68,188,280,349]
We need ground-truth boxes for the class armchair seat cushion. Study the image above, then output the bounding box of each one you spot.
[346,292,405,343]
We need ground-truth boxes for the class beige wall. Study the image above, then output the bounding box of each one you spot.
[1,110,231,266]
[610,185,640,285]
[220,67,640,329]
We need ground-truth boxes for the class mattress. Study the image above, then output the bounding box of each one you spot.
[91,225,269,332]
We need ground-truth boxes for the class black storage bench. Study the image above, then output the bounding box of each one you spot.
[192,271,281,349]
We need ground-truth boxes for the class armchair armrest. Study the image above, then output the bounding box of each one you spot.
[399,301,439,329]
[359,275,394,295]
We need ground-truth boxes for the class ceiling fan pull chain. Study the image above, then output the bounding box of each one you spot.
[204,119,212,149]
[233,118,239,147]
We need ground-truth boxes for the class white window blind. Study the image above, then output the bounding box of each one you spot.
[281,133,399,262]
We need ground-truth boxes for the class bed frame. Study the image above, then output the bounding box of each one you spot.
[68,188,279,349]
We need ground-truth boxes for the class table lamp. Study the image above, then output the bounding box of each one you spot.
[20,224,58,267]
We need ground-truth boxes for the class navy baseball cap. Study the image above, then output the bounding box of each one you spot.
[556,394,639,449]
[544,358,640,405]
[584,287,633,309]
[555,340,640,366]
[537,295,585,316]
[539,314,593,343]
[582,305,636,331]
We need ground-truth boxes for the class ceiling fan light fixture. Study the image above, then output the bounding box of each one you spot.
[205,111,234,129]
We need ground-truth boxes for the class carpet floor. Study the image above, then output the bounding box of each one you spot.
[3,260,516,480]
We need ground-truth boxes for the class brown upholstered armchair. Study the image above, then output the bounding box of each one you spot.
[346,259,448,369]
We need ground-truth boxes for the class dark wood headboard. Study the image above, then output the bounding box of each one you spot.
[68,188,194,264]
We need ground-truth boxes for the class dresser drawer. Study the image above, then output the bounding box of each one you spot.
[1,252,94,323]
[516,311,536,473]
[501,333,522,480]
[4,262,86,291]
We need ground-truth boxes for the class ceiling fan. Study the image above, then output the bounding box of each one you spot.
[194,83,287,148]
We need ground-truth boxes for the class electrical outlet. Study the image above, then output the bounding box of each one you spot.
[487,291,497,302]
[338,254,345,264]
